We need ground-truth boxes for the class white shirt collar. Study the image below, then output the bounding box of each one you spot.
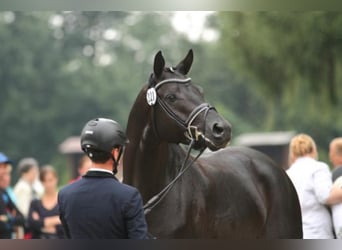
[88,168,113,175]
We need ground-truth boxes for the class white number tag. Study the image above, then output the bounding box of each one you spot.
[146,88,157,106]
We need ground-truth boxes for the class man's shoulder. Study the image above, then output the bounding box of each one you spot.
[115,181,139,194]
[58,180,81,197]
[58,177,138,195]
[99,179,141,201]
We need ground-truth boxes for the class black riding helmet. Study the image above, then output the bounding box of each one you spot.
[81,118,127,152]
[80,118,128,174]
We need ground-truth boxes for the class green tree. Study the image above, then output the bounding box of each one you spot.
[216,12,342,160]
[1,12,239,182]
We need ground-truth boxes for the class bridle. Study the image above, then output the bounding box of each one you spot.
[146,73,216,145]
[143,72,217,215]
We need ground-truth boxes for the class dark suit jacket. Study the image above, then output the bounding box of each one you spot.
[58,170,148,239]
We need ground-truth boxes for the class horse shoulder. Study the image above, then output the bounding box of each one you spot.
[204,146,302,238]
[190,148,270,237]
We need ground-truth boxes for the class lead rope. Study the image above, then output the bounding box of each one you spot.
[143,139,206,215]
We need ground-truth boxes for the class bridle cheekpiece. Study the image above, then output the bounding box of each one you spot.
[146,74,215,143]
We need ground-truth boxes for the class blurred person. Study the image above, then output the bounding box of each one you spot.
[330,137,342,182]
[13,157,44,239]
[13,157,43,219]
[0,152,12,180]
[58,118,148,239]
[69,155,92,183]
[0,153,21,237]
[0,154,17,205]
[329,137,342,238]
[0,164,25,238]
[28,165,64,239]
[4,163,17,207]
[286,134,342,239]
[5,178,17,207]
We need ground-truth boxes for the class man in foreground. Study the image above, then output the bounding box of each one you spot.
[58,118,148,239]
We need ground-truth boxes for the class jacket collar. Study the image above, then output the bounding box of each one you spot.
[84,170,118,181]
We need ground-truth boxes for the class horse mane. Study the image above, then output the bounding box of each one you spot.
[126,84,150,140]
[123,83,154,184]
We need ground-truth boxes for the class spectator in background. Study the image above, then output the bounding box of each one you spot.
[330,137,342,182]
[28,165,64,239]
[4,163,17,208]
[69,155,92,183]
[0,164,25,239]
[0,152,12,179]
[329,137,342,238]
[13,158,43,219]
[286,133,342,239]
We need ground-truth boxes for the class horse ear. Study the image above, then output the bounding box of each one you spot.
[153,50,165,79]
[175,49,193,75]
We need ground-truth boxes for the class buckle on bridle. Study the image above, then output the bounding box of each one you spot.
[186,126,202,141]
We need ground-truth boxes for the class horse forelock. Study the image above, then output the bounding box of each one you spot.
[149,66,191,88]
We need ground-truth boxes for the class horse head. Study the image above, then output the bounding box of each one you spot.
[146,49,231,151]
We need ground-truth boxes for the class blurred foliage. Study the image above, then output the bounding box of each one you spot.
[0,11,218,183]
[216,11,342,162]
[0,11,340,183]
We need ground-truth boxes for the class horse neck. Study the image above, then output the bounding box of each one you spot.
[123,86,183,201]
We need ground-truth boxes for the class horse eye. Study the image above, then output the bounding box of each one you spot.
[165,94,177,103]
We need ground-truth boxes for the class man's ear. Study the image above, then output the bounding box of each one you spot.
[111,148,119,158]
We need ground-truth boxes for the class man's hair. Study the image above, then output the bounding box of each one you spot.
[331,137,342,156]
[86,149,112,164]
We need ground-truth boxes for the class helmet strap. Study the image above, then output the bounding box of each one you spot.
[111,146,124,175]
[111,155,118,175]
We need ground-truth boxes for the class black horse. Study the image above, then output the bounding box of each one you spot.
[123,49,302,238]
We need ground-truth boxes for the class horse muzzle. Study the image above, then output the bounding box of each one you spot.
[204,115,232,151]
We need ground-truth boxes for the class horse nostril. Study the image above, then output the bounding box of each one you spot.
[212,123,225,137]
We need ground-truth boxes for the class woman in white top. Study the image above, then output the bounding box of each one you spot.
[286,134,342,239]
[13,158,44,218]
